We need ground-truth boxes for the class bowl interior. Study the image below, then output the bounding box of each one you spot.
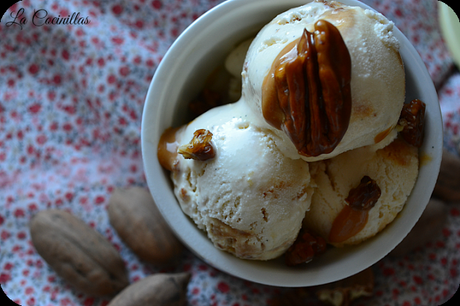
[141,0,442,287]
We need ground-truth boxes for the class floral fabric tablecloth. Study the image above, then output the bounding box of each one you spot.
[1,0,459,305]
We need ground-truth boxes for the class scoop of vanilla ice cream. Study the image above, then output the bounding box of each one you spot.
[303,137,418,247]
[241,0,404,161]
[172,102,314,260]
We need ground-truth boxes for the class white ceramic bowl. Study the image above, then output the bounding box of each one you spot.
[141,0,442,287]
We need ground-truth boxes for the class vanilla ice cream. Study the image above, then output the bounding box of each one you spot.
[304,137,419,247]
[242,0,405,161]
[170,102,314,260]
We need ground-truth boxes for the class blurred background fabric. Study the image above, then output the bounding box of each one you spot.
[1,0,459,305]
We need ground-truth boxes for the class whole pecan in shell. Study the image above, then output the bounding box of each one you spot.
[30,209,129,297]
[107,187,184,266]
[107,273,191,306]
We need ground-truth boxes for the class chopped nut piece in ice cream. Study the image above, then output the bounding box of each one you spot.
[346,176,381,211]
[398,98,426,148]
[285,227,327,266]
[178,129,215,161]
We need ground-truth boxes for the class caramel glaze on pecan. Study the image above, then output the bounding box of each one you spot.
[177,129,215,161]
[285,227,327,267]
[398,98,426,148]
[346,176,381,211]
[262,20,352,157]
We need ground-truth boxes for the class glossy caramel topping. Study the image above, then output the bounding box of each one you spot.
[377,137,415,167]
[329,176,381,243]
[157,126,183,171]
[329,205,368,243]
[262,20,352,157]
[262,39,298,130]
[178,129,215,161]
[374,126,393,144]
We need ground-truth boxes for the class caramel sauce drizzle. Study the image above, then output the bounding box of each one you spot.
[157,126,183,171]
[328,205,369,244]
[374,126,393,144]
[262,20,352,157]
[329,176,381,243]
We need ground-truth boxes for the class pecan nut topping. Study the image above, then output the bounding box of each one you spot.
[346,175,381,211]
[263,20,352,157]
[398,98,426,148]
[285,227,327,266]
[178,129,215,161]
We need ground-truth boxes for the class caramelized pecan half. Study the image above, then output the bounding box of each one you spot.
[264,20,352,157]
[398,98,426,148]
[178,129,215,161]
[285,227,327,266]
[346,176,381,211]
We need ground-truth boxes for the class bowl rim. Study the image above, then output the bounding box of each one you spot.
[141,0,443,287]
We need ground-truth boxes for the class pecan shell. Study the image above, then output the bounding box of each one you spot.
[29,210,129,296]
